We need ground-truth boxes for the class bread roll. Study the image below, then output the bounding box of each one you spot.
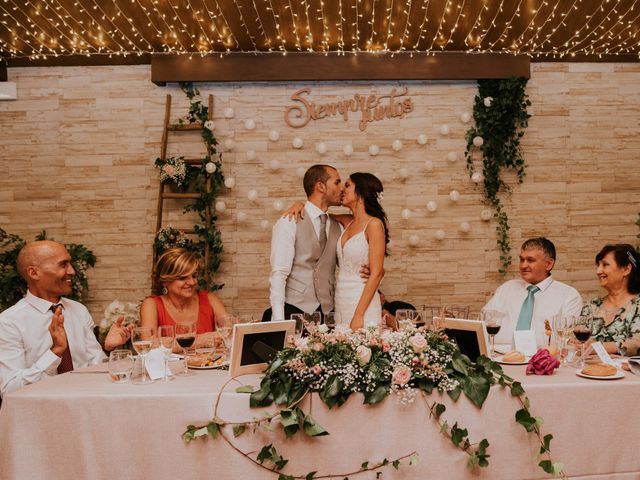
[503,350,525,363]
[581,363,617,377]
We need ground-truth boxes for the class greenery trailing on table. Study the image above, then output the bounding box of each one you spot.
[0,228,96,311]
[153,82,225,291]
[183,325,566,479]
[465,77,531,274]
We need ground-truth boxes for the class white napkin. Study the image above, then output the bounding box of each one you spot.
[145,348,173,380]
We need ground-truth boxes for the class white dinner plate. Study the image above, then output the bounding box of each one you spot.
[575,368,625,380]
[187,359,229,370]
[496,355,530,365]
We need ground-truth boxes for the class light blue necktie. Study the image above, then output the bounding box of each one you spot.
[516,285,540,330]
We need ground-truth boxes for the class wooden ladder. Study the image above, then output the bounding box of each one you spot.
[153,93,214,286]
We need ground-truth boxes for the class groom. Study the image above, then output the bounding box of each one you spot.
[267,164,344,321]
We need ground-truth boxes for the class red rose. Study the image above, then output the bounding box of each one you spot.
[526,348,560,376]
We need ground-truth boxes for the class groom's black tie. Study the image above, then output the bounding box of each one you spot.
[319,214,327,251]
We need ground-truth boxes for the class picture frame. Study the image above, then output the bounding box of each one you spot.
[442,318,490,362]
[229,320,295,376]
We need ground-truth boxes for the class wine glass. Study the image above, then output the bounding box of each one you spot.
[175,322,196,376]
[323,312,336,330]
[480,309,502,359]
[395,309,416,330]
[289,313,305,343]
[303,311,321,333]
[132,326,155,384]
[216,314,236,360]
[157,325,175,382]
[108,349,134,383]
[553,314,576,366]
[422,306,442,331]
[573,314,594,367]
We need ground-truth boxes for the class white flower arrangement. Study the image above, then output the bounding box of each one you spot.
[155,156,187,186]
[97,300,140,346]
[155,226,192,252]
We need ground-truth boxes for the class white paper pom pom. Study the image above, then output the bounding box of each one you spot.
[449,190,460,202]
[471,172,483,184]
[426,201,438,212]
[368,144,380,156]
[205,162,217,174]
[296,166,306,178]
[417,133,428,145]
[269,159,280,171]
[316,142,327,154]
[224,107,235,118]
[399,167,410,180]
[260,219,270,230]
[447,151,458,163]
[224,177,236,188]
[424,160,434,172]
[460,221,471,233]
[247,190,258,201]
[292,137,304,149]
[246,150,256,161]
[401,208,411,220]
[215,200,226,213]
[392,139,403,151]
[481,209,492,221]
[343,143,354,156]
[204,120,215,131]
[435,229,446,240]
[473,136,484,147]
[483,97,493,107]
[409,235,419,246]
[237,211,247,222]
[224,138,235,151]
[244,119,256,130]
[273,200,284,211]
[268,130,280,142]
[460,112,471,124]
[440,124,450,136]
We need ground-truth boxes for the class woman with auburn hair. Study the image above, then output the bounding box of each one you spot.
[140,248,228,347]
[579,244,640,356]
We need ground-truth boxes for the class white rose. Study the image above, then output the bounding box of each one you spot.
[483,97,493,107]
[408,333,428,353]
[318,324,329,334]
[355,345,372,365]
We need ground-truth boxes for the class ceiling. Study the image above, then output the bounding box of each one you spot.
[1,0,639,67]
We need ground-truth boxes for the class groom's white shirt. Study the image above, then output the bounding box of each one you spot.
[270,201,336,321]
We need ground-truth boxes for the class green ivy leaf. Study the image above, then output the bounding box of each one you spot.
[434,403,446,419]
[303,413,329,437]
[540,434,553,454]
[278,475,294,480]
[363,384,390,404]
[235,385,255,394]
[257,444,273,464]
[460,375,490,407]
[207,421,219,439]
[392,459,400,470]
[538,460,553,474]
[515,408,537,432]
[451,355,469,375]
[279,409,300,438]
[450,423,468,447]
[409,453,419,466]
[448,386,461,402]
[232,424,246,437]
[305,472,317,480]
[361,461,368,470]
[509,381,524,397]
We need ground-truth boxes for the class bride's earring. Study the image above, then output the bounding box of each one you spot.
[162,285,168,295]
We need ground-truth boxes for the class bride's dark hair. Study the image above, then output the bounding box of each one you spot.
[350,172,389,256]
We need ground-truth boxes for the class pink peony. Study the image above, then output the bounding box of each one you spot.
[408,333,428,353]
[526,348,560,376]
[392,365,412,386]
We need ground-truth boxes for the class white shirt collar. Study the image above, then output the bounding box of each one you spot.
[304,201,327,220]
[25,289,64,314]
[530,274,554,293]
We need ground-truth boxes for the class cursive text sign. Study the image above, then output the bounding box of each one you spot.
[284,87,414,132]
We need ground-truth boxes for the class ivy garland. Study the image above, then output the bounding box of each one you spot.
[154,82,225,291]
[183,327,566,479]
[465,77,531,274]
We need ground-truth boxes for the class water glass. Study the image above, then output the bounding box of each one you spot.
[132,326,155,384]
[157,325,175,382]
[108,349,134,383]
[290,313,304,342]
[395,309,417,330]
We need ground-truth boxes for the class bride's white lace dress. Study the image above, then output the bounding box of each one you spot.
[334,222,381,328]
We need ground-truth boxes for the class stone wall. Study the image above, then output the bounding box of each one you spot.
[1,63,638,321]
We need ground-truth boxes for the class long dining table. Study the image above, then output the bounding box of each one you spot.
[1,360,639,480]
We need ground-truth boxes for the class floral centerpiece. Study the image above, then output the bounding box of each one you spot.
[154,226,194,256]
[155,155,187,187]
[97,300,140,347]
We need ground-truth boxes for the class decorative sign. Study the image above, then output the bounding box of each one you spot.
[284,87,414,132]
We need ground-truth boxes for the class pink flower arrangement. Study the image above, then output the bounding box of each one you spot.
[408,333,428,353]
[526,348,560,376]
[392,365,411,386]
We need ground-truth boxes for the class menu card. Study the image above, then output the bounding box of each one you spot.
[590,342,617,367]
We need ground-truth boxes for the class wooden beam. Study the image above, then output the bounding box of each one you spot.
[151,52,530,85]
[0,62,6,82]
[5,54,151,68]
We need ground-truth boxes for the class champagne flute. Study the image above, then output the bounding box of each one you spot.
[132,326,155,384]
[573,314,593,368]
[216,314,236,360]
[290,313,304,342]
[553,314,576,366]
[175,322,196,376]
[480,309,502,359]
[395,309,416,331]
[157,325,175,382]
[108,349,134,383]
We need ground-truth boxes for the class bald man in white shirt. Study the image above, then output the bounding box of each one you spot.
[484,237,583,348]
[0,240,132,397]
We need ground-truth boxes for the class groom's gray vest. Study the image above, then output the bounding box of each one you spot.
[286,214,341,314]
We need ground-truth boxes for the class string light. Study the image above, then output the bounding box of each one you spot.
[1,0,639,61]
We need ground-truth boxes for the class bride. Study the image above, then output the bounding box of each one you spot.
[332,173,389,330]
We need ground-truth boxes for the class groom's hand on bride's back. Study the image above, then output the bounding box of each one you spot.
[359,264,371,281]
[282,201,306,222]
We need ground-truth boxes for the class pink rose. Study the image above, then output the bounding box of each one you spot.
[356,345,372,365]
[408,333,428,353]
[392,365,412,386]
[311,365,321,375]
[312,342,324,352]
[295,337,310,353]
[163,165,175,175]
[382,343,391,352]
[526,348,560,376]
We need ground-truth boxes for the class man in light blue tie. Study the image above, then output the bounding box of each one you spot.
[484,237,583,347]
